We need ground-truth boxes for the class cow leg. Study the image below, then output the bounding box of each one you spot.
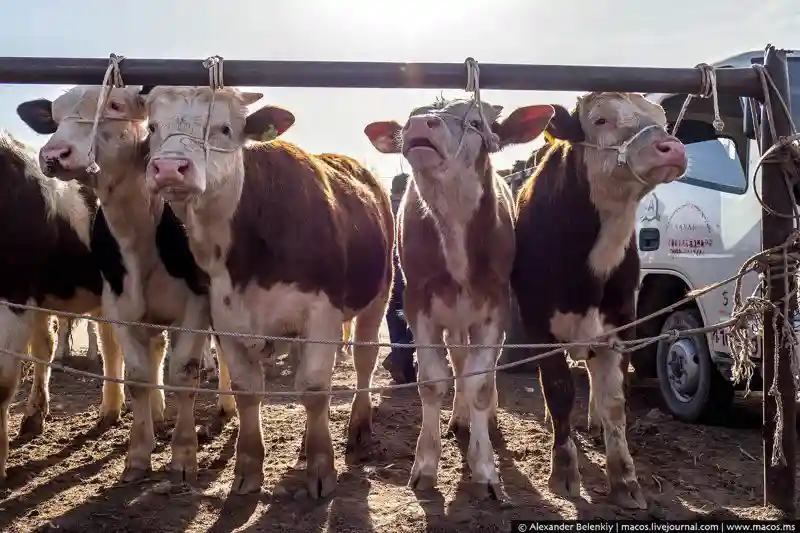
[54,317,72,360]
[337,319,352,367]
[408,314,447,490]
[446,341,470,437]
[347,291,389,456]
[464,319,505,501]
[538,351,580,498]
[167,297,208,484]
[586,347,645,509]
[215,346,236,421]
[19,312,56,436]
[87,320,100,362]
[115,325,157,482]
[95,321,125,432]
[0,306,34,481]
[224,337,265,494]
[297,309,340,499]
[148,333,166,424]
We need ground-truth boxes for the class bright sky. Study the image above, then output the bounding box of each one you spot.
[0,0,797,182]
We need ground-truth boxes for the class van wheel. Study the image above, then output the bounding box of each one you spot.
[656,309,734,423]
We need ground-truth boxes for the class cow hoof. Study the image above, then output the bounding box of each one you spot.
[345,421,373,457]
[408,470,437,491]
[548,470,580,499]
[610,480,647,510]
[171,466,198,486]
[232,471,264,494]
[18,411,45,438]
[470,480,509,502]
[91,410,121,435]
[121,466,151,483]
[307,465,337,499]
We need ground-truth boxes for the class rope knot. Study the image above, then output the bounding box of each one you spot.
[665,329,681,342]
[463,57,500,153]
[86,53,127,175]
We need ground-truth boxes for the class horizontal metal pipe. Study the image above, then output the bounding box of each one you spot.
[0,57,764,98]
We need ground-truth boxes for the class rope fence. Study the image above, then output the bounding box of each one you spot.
[0,230,795,398]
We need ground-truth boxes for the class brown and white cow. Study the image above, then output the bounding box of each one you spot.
[364,97,555,499]
[512,92,687,509]
[0,131,124,481]
[141,86,393,497]
[17,86,237,483]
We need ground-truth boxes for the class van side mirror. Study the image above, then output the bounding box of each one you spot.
[743,98,760,140]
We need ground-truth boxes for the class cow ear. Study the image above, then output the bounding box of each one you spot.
[17,98,57,135]
[244,105,295,142]
[545,105,585,143]
[364,121,402,154]
[494,105,555,147]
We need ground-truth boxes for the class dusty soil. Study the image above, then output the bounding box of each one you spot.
[0,328,793,533]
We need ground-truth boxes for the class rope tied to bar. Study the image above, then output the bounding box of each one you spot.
[462,57,500,152]
[85,53,126,175]
[151,55,238,161]
[671,63,725,137]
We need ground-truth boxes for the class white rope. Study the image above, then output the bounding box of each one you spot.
[85,53,126,175]
[671,63,725,138]
[152,55,237,159]
[463,57,500,153]
[2,228,795,399]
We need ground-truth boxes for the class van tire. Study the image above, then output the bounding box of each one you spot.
[656,309,734,423]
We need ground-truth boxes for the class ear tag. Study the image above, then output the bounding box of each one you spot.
[259,125,278,142]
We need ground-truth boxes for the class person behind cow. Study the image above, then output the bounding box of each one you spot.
[381,172,416,384]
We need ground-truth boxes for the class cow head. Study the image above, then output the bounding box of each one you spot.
[544,92,687,189]
[16,86,151,184]
[143,86,295,202]
[364,97,554,180]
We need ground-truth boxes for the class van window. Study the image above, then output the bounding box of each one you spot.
[679,137,748,195]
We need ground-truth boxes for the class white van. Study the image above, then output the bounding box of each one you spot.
[502,49,799,423]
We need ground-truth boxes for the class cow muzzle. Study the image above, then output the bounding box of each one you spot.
[147,157,203,200]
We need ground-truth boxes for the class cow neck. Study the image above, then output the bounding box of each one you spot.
[95,165,162,272]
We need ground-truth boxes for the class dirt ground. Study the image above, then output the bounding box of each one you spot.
[0,324,794,533]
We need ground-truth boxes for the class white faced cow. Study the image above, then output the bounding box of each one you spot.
[142,87,394,498]
[512,92,687,509]
[17,86,237,484]
[364,97,556,499]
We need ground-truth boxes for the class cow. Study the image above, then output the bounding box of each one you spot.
[511,92,687,509]
[16,85,237,483]
[0,131,125,481]
[141,86,393,498]
[363,96,556,499]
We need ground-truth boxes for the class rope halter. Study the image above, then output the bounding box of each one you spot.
[579,123,668,186]
[153,55,237,161]
[671,62,725,137]
[60,53,143,175]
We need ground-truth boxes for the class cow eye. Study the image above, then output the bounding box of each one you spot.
[109,102,121,112]
[594,118,607,126]
[470,119,482,129]
[221,125,232,136]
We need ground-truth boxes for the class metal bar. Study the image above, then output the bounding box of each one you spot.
[759,44,797,519]
[0,56,763,97]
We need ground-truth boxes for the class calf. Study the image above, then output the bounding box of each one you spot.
[0,131,124,481]
[364,97,555,498]
[17,86,237,483]
[142,87,393,497]
[512,92,687,509]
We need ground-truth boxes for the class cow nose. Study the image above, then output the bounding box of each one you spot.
[653,140,688,166]
[41,144,72,162]
[150,158,191,185]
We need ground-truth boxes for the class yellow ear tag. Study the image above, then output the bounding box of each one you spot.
[260,125,278,142]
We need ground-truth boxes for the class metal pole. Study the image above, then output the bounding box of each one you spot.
[759,44,797,518]
[0,56,762,96]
